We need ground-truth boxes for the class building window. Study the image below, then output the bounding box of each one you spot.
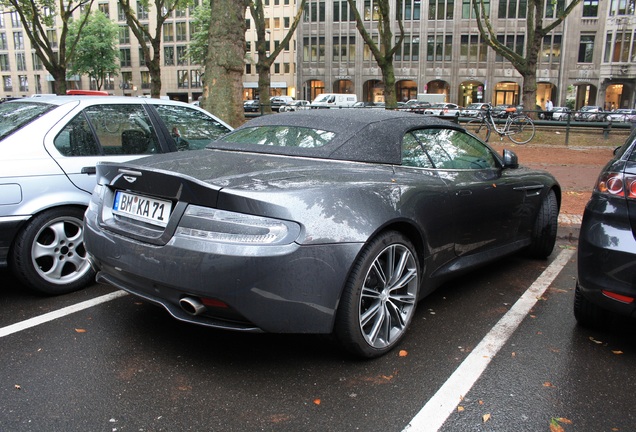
[98,3,110,17]
[303,36,325,62]
[163,23,174,42]
[137,4,149,20]
[398,0,421,20]
[396,35,419,61]
[176,22,187,41]
[462,0,489,18]
[119,26,130,44]
[13,31,24,50]
[607,31,633,62]
[545,0,565,17]
[3,75,12,91]
[120,48,131,67]
[578,35,595,63]
[11,11,21,28]
[46,30,57,48]
[140,71,150,89]
[16,52,26,70]
[608,0,635,15]
[32,52,43,70]
[19,75,28,92]
[429,0,454,20]
[495,34,524,61]
[190,70,202,87]
[177,70,189,88]
[164,46,175,65]
[121,71,132,90]
[498,0,527,18]
[363,0,380,20]
[427,34,452,61]
[0,33,6,50]
[541,34,562,64]
[118,4,126,21]
[175,8,187,17]
[284,17,291,27]
[284,62,291,73]
[246,63,252,74]
[103,73,115,90]
[582,0,598,16]
[0,14,5,28]
[177,46,188,65]
[139,48,146,66]
[0,54,9,71]
[274,63,280,74]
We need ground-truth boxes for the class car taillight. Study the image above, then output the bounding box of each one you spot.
[597,172,636,199]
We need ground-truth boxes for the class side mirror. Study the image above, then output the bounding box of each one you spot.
[502,149,519,168]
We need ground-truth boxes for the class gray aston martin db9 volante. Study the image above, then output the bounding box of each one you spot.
[84,109,560,358]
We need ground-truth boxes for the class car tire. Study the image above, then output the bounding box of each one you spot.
[525,190,558,259]
[334,231,419,358]
[11,207,95,295]
[573,282,612,329]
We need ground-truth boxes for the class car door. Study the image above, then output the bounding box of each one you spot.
[45,103,164,194]
[412,128,528,256]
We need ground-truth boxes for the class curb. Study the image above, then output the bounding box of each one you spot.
[557,214,581,242]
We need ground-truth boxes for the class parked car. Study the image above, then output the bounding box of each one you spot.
[84,109,560,358]
[401,100,431,114]
[243,100,260,112]
[574,105,606,122]
[606,109,636,123]
[575,129,636,329]
[492,104,523,118]
[270,96,295,112]
[423,103,461,117]
[279,100,310,112]
[550,107,572,121]
[0,96,232,295]
[352,101,384,109]
[460,103,489,117]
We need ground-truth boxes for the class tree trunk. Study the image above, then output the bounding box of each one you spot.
[203,0,248,127]
[149,40,162,99]
[257,62,272,113]
[381,62,398,107]
[52,69,67,95]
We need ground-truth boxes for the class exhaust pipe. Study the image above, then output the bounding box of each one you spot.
[179,297,206,316]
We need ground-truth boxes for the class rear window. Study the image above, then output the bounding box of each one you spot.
[222,126,336,149]
[0,102,55,140]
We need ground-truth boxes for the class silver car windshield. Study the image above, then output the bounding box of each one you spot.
[0,102,55,140]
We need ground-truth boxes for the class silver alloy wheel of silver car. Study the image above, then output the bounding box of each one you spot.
[359,242,418,349]
[12,207,95,295]
[335,231,419,358]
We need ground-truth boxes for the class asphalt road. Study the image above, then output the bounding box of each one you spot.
[1,236,635,432]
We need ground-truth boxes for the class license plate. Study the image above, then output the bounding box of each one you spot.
[113,191,172,227]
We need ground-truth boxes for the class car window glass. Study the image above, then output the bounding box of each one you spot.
[0,102,55,140]
[401,132,434,168]
[223,126,336,148]
[412,128,497,170]
[54,113,101,156]
[155,104,231,150]
[83,104,160,155]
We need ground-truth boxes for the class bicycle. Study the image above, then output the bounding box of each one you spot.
[465,104,536,144]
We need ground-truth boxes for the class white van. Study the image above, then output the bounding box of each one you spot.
[310,93,358,108]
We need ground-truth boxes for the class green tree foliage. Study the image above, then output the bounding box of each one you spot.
[68,11,119,90]
[118,0,191,98]
[347,0,404,108]
[186,2,209,66]
[3,0,94,94]
[472,0,582,112]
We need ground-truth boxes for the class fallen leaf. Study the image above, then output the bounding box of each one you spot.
[313,399,321,405]
[550,417,572,432]
[75,328,86,333]
[511,352,516,358]
[543,382,555,388]
[612,350,624,355]
[478,400,484,405]
[399,350,408,357]
[482,413,491,423]
[457,406,465,412]
[14,384,21,390]
[589,337,603,344]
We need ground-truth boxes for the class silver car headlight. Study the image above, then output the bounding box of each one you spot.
[175,205,301,245]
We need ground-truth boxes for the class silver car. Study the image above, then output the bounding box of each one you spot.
[0,96,231,295]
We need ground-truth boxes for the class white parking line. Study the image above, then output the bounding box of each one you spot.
[0,290,128,338]
[403,248,575,432]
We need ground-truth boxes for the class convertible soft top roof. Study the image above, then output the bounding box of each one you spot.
[211,109,459,165]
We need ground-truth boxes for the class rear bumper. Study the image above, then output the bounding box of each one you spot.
[0,215,29,267]
[577,197,636,318]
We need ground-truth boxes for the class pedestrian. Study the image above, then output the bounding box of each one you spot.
[545,99,554,120]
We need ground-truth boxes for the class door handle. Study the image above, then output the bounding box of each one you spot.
[81,166,96,175]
